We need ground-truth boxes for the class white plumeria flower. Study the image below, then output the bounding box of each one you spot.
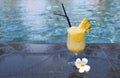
[75,58,91,73]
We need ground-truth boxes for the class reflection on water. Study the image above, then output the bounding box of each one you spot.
[0,0,120,43]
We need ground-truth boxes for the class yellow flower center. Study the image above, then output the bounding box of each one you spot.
[80,63,85,67]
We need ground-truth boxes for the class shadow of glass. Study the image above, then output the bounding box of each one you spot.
[69,68,88,78]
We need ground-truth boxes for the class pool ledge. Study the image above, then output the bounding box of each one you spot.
[0,43,120,78]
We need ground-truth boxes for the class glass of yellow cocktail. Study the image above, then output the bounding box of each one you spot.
[67,27,85,55]
[60,4,91,63]
[67,18,91,61]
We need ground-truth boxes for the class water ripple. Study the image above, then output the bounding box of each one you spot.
[0,0,120,43]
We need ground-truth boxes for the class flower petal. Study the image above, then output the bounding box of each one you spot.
[81,58,88,64]
[75,62,80,68]
[75,58,81,69]
[84,65,91,72]
[79,68,85,73]
[76,58,81,63]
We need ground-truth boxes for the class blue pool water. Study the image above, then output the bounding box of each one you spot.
[0,0,120,43]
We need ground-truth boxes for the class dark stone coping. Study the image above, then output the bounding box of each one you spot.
[0,43,120,78]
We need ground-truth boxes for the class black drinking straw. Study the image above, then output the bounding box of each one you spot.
[61,3,72,27]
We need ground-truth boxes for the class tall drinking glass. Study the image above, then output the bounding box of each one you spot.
[67,18,91,62]
[67,27,85,56]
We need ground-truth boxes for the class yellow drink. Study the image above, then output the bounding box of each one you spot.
[67,27,85,55]
[67,18,91,55]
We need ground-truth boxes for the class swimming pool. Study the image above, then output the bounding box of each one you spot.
[0,0,120,43]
